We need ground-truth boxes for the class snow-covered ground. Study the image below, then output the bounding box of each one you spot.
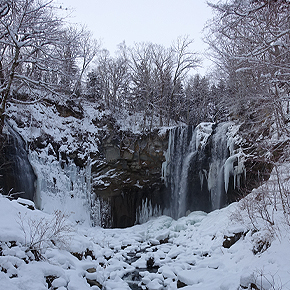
[1,162,290,290]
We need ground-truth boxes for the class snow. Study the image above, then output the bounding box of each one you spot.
[1,161,290,290]
[7,101,101,154]
[195,122,214,149]
[3,99,290,289]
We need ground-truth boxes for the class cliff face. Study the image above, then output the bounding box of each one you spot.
[2,99,276,229]
[91,128,169,228]
[4,99,170,228]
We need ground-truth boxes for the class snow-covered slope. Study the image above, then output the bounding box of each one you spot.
[1,163,290,290]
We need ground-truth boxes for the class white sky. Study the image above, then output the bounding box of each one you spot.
[57,0,215,75]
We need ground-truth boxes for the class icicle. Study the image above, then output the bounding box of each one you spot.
[223,155,236,194]
[136,198,162,224]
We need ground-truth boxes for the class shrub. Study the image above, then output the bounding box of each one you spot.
[17,210,72,258]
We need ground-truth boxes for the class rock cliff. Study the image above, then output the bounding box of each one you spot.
[1,99,276,229]
[92,128,168,227]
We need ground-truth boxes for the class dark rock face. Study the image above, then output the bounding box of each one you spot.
[0,122,36,200]
[91,129,169,228]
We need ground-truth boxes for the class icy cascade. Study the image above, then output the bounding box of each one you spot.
[162,123,213,219]
[0,122,36,200]
[208,122,231,210]
[29,146,115,227]
[163,122,245,219]
[29,148,92,226]
[90,196,112,228]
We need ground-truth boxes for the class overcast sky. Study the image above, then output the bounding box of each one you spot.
[57,0,215,74]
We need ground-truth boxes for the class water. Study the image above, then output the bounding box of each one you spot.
[0,122,36,200]
[162,125,196,219]
[123,248,160,289]
[163,122,244,219]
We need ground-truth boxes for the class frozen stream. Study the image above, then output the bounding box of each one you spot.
[1,193,290,290]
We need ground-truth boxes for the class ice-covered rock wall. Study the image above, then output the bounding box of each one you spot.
[29,148,93,226]
[25,121,245,227]
[0,122,36,200]
[162,122,246,219]
[3,98,249,228]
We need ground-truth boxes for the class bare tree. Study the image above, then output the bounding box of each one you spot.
[151,44,173,126]
[72,28,100,97]
[205,0,290,135]
[168,36,200,124]
[107,43,130,111]
[184,74,211,125]
[129,42,156,128]
[56,26,80,94]
[86,37,199,129]
[91,45,130,110]
[0,0,64,131]
[128,37,199,127]
[93,49,111,107]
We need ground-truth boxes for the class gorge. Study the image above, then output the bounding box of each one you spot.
[0,101,256,228]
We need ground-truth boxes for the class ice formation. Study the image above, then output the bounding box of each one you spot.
[136,198,162,224]
[29,148,92,226]
[163,122,246,219]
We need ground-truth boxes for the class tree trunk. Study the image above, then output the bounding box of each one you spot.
[0,46,20,134]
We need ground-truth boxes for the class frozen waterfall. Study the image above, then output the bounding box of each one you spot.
[0,122,36,200]
[29,147,93,226]
[162,122,245,219]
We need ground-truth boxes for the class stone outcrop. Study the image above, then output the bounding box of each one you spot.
[91,128,169,228]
